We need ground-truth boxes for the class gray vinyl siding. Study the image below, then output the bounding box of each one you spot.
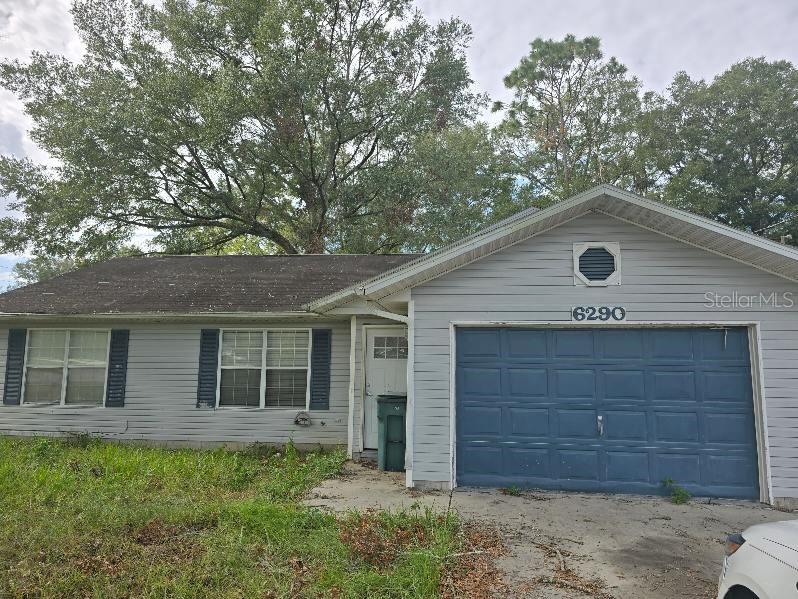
[0,322,350,447]
[0,328,7,401]
[410,212,798,501]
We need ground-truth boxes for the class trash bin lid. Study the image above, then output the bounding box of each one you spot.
[376,393,407,402]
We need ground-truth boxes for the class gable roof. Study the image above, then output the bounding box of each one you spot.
[0,254,420,315]
[309,184,798,312]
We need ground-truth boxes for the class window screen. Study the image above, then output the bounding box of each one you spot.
[265,331,309,407]
[218,330,309,408]
[24,330,109,406]
[219,331,263,407]
[264,369,308,408]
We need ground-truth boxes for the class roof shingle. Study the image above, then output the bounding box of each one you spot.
[0,255,420,315]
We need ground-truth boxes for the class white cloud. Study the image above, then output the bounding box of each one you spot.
[417,0,798,104]
[0,0,84,162]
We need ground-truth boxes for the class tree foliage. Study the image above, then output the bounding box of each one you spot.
[2,18,798,277]
[494,35,643,206]
[492,37,798,242]
[0,0,496,259]
[647,59,798,241]
[10,255,78,289]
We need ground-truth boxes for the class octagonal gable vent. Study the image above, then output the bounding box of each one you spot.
[573,242,621,286]
[578,247,616,281]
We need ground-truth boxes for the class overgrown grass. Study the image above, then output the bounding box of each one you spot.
[0,436,462,598]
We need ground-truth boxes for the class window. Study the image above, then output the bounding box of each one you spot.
[23,330,110,406]
[219,331,262,407]
[373,336,408,359]
[573,242,621,286]
[218,329,310,409]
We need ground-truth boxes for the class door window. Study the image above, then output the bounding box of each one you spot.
[373,336,408,359]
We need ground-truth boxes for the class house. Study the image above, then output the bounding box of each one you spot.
[1,185,798,507]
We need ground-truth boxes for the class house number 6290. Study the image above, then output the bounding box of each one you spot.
[571,306,627,322]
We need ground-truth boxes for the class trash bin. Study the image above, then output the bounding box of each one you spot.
[376,394,407,472]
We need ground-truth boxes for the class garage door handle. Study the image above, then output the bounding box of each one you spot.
[597,415,604,437]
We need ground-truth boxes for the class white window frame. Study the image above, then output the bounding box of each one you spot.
[573,241,622,287]
[20,328,112,408]
[215,328,313,410]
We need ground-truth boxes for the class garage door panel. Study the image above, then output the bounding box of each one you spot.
[603,370,645,400]
[654,453,702,485]
[506,448,550,477]
[552,330,595,358]
[601,329,645,359]
[460,446,503,476]
[553,369,595,398]
[705,454,758,486]
[460,367,501,395]
[654,411,700,443]
[509,408,550,437]
[606,451,650,482]
[705,412,756,444]
[507,368,547,397]
[506,329,547,359]
[458,406,502,436]
[557,409,599,438]
[649,371,696,401]
[458,329,500,359]
[557,450,600,480]
[700,328,749,360]
[703,371,752,402]
[604,411,648,441]
[651,330,695,359]
[456,327,759,498]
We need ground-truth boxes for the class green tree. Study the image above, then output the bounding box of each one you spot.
[335,123,515,252]
[0,0,491,259]
[649,59,798,242]
[10,255,77,288]
[494,35,643,207]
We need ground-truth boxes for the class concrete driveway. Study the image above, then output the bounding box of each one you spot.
[304,462,793,598]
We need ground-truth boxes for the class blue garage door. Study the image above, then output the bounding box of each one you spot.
[456,327,759,499]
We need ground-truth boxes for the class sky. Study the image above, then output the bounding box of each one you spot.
[0,0,797,286]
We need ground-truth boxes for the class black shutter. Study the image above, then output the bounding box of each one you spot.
[309,329,332,410]
[105,330,129,408]
[3,329,27,406]
[196,329,219,408]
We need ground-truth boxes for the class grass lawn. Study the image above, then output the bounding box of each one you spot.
[0,436,489,598]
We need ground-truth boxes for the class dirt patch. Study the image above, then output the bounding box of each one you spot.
[338,510,431,568]
[305,462,791,599]
[129,518,208,563]
[440,522,508,599]
[73,540,126,577]
[525,541,614,598]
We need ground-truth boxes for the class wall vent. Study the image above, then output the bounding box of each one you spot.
[573,243,621,286]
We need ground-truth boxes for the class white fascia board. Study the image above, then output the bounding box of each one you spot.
[603,185,798,262]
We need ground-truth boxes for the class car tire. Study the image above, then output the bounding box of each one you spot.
[724,586,759,599]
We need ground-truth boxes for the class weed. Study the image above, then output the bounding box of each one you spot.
[0,436,463,597]
[63,431,95,448]
[499,484,523,496]
[661,478,692,504]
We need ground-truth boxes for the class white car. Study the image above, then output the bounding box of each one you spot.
[718,519,798,599]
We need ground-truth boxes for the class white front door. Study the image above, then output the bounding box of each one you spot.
[363,327,408,449]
